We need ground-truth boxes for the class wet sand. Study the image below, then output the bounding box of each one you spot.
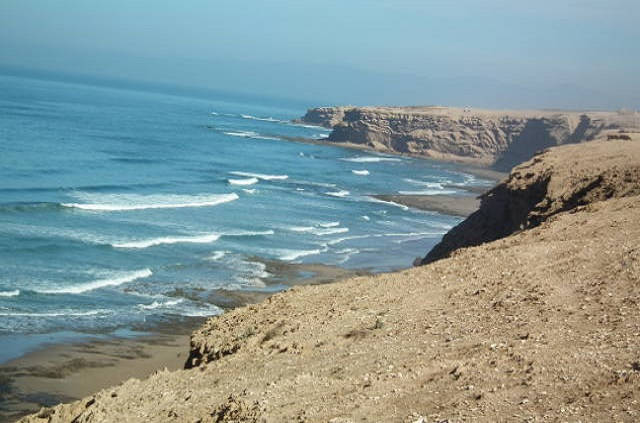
[374,194,481,217]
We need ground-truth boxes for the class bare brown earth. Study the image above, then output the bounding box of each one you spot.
[298,106,640,170]
[18,140,640,422]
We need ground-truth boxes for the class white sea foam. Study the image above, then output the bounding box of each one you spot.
[179,304,222,317]
[336,248,360,264]
[398,190,458,195]
[242,188,257,194]
[362,215,370,221]
[113,233,221,249]
[240,114,283,123]
[0,290,19,297]
[287,223,346,236]
[278,249,324,261]
[62,192,239,211]
[224,230,274,237]
[340,156,401,163]
[228,177,259,186]
[230,171,288,181]
[352,169,370,176]
[312,227,349,236]
[224,131,280,141]
[137,298,184,310]
[325,235,371,246]
[35,269,152,295]
[208,251,229,261]
[289,226,315,232]
[326,190,350,197]
[366,196,410,210]
[0,309,108,317]
[319,221,340,228]
[289,122,329,130]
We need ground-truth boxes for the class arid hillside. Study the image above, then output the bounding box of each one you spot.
[20,139,640,422]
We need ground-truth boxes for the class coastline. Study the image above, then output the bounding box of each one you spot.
[0,261,370,421]
[16,139,640,422]
[2,136,495,422]
[374,194,480,217]
[0,190,479,421]
[277,135,508,182]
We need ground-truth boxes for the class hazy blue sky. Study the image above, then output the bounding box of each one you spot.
[1,0,638,109]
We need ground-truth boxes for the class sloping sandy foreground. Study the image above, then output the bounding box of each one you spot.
[21,140,640,422]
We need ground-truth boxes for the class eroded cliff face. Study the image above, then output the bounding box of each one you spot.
[421,139,640,264]
[294,106,349,128]
[299,106,637,170]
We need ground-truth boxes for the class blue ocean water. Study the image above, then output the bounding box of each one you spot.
[0,74,490,362]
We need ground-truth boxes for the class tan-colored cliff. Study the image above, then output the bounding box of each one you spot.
[299,106,639,170]
[19,139,640,423]
[422,138,640,264]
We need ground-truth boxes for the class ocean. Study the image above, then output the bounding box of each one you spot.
[0,74,489,362]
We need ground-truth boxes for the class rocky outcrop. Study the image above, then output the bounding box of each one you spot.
[421,139,640,264]
[299,106,639,170]
[293,106,349,128]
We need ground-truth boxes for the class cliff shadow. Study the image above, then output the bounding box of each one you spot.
[492,119,558,172]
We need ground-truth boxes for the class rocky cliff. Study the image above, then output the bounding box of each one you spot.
[299,106,639,170]
[421,139,640,264]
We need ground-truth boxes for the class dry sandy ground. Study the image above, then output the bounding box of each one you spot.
[18,139,640,422]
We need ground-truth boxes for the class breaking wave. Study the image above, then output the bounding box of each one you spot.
[113,233,221,249]
[230,171,288,181]
[228,177,259,186]
[340,156,401,163]
[34,269,153,295]
[62,192,239,211]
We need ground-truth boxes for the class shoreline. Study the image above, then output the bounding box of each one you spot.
[16,139,640,422]
[374,194,480,217]
[277,135,508,182]
[1,141,493,422]
[0,261,369,422]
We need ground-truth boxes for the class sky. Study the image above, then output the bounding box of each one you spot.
[0,0,638,109]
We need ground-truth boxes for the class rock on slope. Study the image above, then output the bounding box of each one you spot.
[299,106,639,170]
[20,140,640,422]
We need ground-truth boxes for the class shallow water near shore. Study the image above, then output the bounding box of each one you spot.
[0,74,493,364]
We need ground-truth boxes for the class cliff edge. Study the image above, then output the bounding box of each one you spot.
[298,106,639,170]
[422,138,640,264]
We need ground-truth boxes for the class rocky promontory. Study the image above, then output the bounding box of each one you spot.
[298,106,639,170]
